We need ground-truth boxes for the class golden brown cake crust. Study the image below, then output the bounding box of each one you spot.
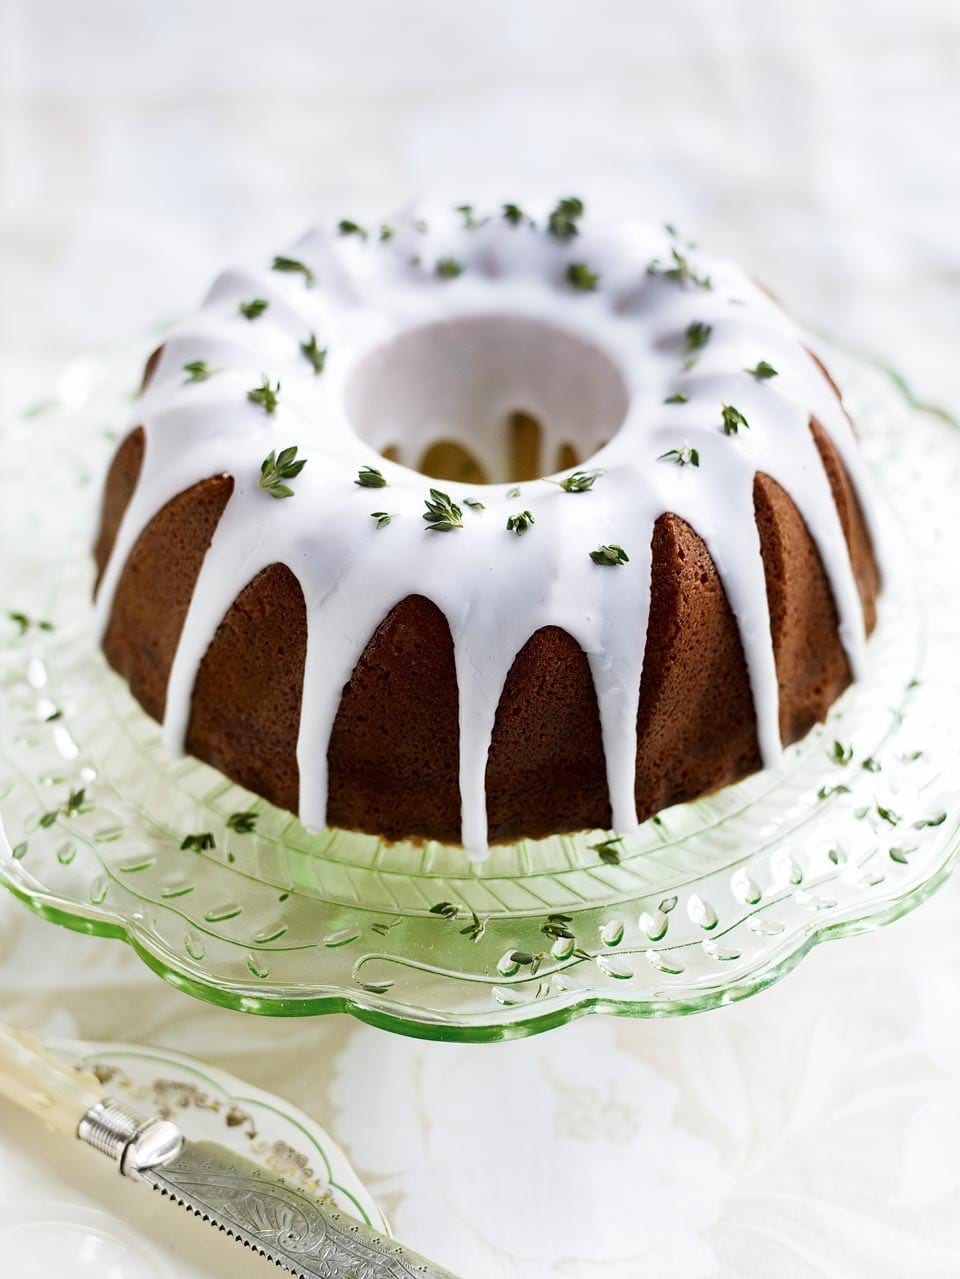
[94,371,880,845]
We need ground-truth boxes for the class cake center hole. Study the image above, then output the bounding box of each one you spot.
[344,314,629,484]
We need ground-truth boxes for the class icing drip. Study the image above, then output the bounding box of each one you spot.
[95,203,879,856]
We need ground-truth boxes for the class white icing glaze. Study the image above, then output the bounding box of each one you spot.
[94,202,879,856]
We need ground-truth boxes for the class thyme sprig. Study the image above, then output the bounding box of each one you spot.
[590,544,629,567]
[567,262,598,291]
[591,835,624,865]
[370,511,395,529]
[721,404,750,435]
[239,298,269,321]
[183,360,218,384]
[547,196,584,239]
[502,202,534,227]
[259,445,306,499]
[747,360,778,380]
[338,219,368,240]
[547,469,603,493]
[356,465,387,488]
[659,445,700,467]
[506,510,535,537]
[248,376,281,414]
[454,203,488,230]
[271,256,314,287]
[300,335,327,375]
[429,900,489,943]
[423,489,463,532]
[648,246,712,289]
[181,832,216,852]
[226,811,258,834]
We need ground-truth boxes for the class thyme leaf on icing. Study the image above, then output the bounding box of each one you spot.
[548,468,603,493]
[355,465,387,488]
[590,544,629,567]
[454,203,487,229]
[721,404,750,435]
[567,262,599,291]
[831,740,853,765]
[747,360,778,380]
[248,375,281,415]
[649,246,712,289]
[271,255,314,287]
[259,444,306,499]
[371,511,395,529]
[183,360,218,384]
[64,788,86,816]
[8,611,53,635]
[423,489,463,532]
[861,756,881,773]
[506,486,521,499]
[436,257,464,279]
[684,321,712,354]
[818,783,851,800]
[659,445,700,467]
[664,393,688,404]
[239,298,269,321]
[591,835,624,865]
[378,224,394,242]
[226,811,258,834]
[547,196,584,239]
[502,202,533,227]
[181,832,216,852]
[463,497,485,510]
[300,334,327,375]
[338,219,368,241]
[506,509,535,537]
[876,805,901,826]
[914,809,947,829]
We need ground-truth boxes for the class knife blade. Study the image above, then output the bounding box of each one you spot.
[0,1023,459,1278]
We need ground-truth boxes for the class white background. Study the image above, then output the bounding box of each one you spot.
[2,2,960,1276]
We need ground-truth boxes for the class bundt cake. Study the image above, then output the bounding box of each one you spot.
[93,199,880,854]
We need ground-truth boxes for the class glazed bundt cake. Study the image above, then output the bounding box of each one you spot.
[94,199,880,854]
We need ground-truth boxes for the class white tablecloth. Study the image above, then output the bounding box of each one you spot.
[2,2,959,1274]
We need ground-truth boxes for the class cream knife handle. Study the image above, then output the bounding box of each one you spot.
[0,1022,105,1136]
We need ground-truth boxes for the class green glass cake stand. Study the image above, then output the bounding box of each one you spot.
[1,346,958,1041]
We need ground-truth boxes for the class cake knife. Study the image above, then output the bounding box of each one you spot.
[0,1023,459,1278]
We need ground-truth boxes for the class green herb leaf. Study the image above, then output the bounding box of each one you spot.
[664,393,688,404]
[38,810,58,828]
[64,788,86,816]
[423,488,463,532]
[502,202,533,226]
[684,321,712,354]
[247,375,281,415]
[463,497,485,510]
[181,832,216,852]
[659,445,700,467]
[271,255,314,287]
[239,298,269,321]
[355,465,387,488]
[590,544,629,567]
[649,246,712,289]
[338,219,368,241]
[831,740,853,765]
[746,360,778,380]
[259,444,306,499]
[721,404,750,435]
[876,804,901,826]
[506,509,535,537]
[889,846,916,864]
[547,196,584,239]
[436,257,464,279]
[183,360,217,384]
[567,262,598,291]
[862,756,881,773]
[300,334,327,375]
[371,511,395,529]
[818,783,851,800]
[378,224,394,242]
[429,901,459,920]
[550,468,603,493]
[226,811,258,834]
[506,486,521,499]
[454,203,486,229]
[590,835,624,865]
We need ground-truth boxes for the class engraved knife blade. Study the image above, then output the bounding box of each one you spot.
[137,1137,458,1279]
